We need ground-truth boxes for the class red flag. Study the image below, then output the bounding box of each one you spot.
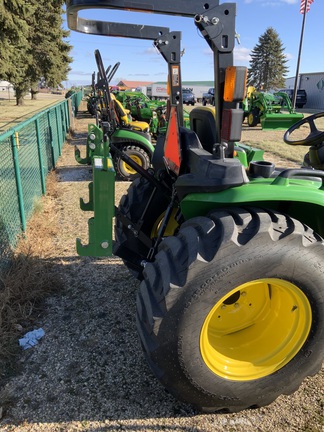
[300,0,314,14]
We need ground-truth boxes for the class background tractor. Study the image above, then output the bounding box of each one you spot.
[114,89,191,137]
[243,86,304,130]
[75,62,154,181]
[66,0,324,414]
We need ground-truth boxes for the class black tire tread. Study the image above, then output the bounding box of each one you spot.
[113,144,150,181]
[114,177,170,280]
[136,206,324,412]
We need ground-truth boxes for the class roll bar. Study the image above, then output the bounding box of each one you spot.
[66,0,220,27]
[66,0,238,142]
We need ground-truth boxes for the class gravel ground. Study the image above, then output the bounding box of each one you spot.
[0,103,323,432]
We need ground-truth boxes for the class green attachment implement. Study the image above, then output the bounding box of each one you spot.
[76,135,115,256]
[260,91,304,130]
[260,111,304,130]
[75,124,104,165]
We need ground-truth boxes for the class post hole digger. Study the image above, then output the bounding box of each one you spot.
[66,0,324,414]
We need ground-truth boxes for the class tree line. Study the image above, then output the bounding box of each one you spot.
[0,0,72,105]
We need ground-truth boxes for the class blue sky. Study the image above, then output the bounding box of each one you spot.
[63,0,323,87]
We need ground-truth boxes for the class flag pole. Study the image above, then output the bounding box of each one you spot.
[292,0,308,111]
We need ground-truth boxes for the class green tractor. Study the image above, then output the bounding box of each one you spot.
[120,91,169,136]
[243,86,304,130]
[114,90,165,118]
[114,89,191,137]
[75,62,154,181]
[67,0,324,414]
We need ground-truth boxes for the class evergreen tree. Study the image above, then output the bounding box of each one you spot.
[27,0,72,100]
[248,27,289,91]
[0,0,72,105]
[0,0,34,105]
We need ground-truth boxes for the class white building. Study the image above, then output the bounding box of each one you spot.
[0,80,14,92]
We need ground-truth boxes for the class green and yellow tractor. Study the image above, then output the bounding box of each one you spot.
[76,62,154,181]
[114,89,191,137]
[66,0,324,414]
[243,86,304,130]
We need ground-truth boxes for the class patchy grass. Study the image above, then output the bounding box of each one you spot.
[0,172,63,379]
[0,93,65,133]
[245,138,306,164]
[241,113,324,165]
[0,94,69,375]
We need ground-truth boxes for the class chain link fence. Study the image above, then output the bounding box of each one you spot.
[0,91,83,268]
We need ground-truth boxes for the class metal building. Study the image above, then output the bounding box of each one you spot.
[285,72,324,110]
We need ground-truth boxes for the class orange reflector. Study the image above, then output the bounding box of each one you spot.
[224,66,247,102]
[163,106,181,175]
[167,75,170,95]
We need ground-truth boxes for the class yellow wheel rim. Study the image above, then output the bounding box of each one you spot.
[200,278,312,381]
[150,208,179,238]
[248,113,254,125]
[122,155,142,175]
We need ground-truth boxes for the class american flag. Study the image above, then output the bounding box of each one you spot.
[300,0,314,14]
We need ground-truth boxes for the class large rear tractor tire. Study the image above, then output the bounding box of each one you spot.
[137,207,324,412]
[113,145,150,181]
[114,177,179,280]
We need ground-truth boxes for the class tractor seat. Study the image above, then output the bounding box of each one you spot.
[190,106,217,153]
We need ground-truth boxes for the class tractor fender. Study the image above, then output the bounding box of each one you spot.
[111,129,155,157]
[180,175,324,237]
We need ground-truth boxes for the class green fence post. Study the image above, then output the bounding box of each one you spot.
[59,105,64,152]
[35,118,46,194]
[47,111,56,168]
[55,106,62,157]
[63,102,68,138]
[65,100,70,131]
[11,132,26,231]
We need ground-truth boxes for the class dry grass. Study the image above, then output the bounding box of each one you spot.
[244,137,307,164]
[0,172,63,379]
[241,113,324,165]
[0,93,65,133]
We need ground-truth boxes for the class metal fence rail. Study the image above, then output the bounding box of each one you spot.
[0,91,83,263]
